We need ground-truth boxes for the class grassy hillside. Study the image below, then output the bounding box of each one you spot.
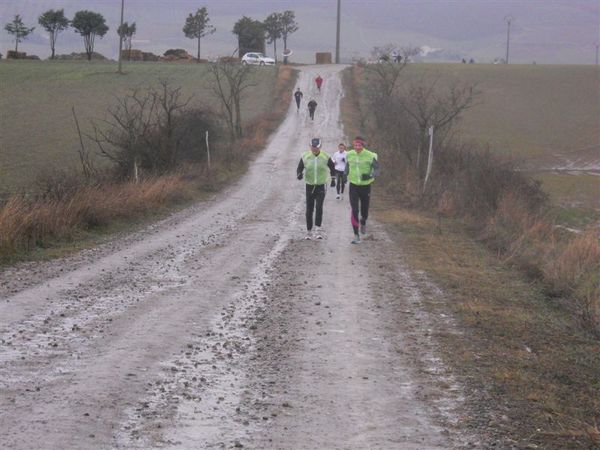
[399,64,599,164]
[0,60,279,194]
[380,63,600,221]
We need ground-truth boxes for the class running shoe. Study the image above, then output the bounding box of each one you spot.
[314,226,324,239]
[305,230,312,240]
[351,234,361,244]
[336,194,340,200]
[360,223,367,235]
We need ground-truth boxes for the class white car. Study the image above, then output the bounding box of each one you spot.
[241,52,275,66]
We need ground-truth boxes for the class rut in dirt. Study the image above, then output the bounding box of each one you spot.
[0,65,471,449]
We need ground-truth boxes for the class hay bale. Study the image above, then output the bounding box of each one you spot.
[142,52,159,62]
[123,49,144,61]
[7,51,27,59]
[315,52,332,64]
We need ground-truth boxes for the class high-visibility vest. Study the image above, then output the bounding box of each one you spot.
[347,149,378,185]
[302,151,331,185]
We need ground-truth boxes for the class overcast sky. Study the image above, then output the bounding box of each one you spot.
[1,0,598,63]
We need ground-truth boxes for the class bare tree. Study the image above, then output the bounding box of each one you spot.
[364,46,418,99]
[207,59,256,139]
[400,76,479,175]
[89,80,192,178]
[72,106,96,180]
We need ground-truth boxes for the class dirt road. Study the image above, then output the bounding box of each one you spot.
[0,66,470,449]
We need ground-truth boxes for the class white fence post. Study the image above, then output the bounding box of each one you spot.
[205,130,211,170]
[423,126,434,190]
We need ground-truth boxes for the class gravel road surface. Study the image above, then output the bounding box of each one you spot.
[0,65,470,449]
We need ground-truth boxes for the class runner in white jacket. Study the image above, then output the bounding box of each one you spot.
[331,143,348,200]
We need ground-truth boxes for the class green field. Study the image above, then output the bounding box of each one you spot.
[0,60,279,193]
[394,64,600,215]
[400,64,599,163]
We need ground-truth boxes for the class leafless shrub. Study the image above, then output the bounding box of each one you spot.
[175,107,225,163]
[89,80,198,179]
[207,58,256,140]
[425,143,547,218]
[364,46,413,98]
[32,167,86,202]
[400,76,479,174]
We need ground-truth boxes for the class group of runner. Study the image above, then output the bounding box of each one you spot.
[293,74,324,121]
[296,136,379,244]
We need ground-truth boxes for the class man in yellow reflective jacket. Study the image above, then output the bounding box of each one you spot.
[297,138,336,240]
[344,136,380,244]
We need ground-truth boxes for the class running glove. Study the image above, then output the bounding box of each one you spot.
[361,173,373,181]
[297,173,303,180]
[330,178,336,187]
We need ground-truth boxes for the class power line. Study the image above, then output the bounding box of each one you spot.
[335,0,341,64]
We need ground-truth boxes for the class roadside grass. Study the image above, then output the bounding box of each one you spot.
[0,60,279,193]
[375,203,600,449]
[0,65,297,264]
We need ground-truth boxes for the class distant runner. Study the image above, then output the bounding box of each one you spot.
[345,136,380,244]
[315,74,323,92]
[297,138,336,240]
[294,87,303,111]
[307,99,318,121]
[331,143,348,200]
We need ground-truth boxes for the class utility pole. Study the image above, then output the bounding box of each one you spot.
[504,15,513,64]
[117,0,124,74]
[335,0,341,64]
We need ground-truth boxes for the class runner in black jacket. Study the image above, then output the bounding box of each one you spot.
[294,88,303,111]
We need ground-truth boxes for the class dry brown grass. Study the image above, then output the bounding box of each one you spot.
[483,193,600,334]
[376,202,600,449]
[546,228,600,335]
[0,174,196,256]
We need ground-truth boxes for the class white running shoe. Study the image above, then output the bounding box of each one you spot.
[351,234,361,244]
[336,194,340,200]
[305,230,312,240]
[314,226,324,239]
[360,223,367,235]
